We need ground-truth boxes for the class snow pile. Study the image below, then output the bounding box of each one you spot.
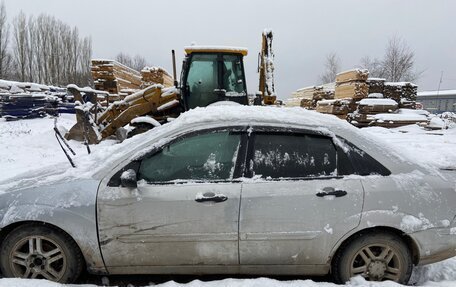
[363,124,456,169]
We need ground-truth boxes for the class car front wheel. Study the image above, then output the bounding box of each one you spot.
[0,223,83,283]
[332,231,413,284]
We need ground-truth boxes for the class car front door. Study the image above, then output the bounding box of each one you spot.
[97,128,245,271]
[239,130,364,266]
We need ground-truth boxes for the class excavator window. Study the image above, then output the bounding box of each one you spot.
[185,54,219,109]
[222,55,246,96]
[183,53,247,110]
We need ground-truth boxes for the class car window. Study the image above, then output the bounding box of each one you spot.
[336,137,391,176]
[251,133,337,179]
[138,131,241,182]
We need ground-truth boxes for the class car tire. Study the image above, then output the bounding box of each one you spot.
[332,231,412,284]
[0,223,84,283]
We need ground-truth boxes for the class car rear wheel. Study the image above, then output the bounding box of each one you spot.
[332,232,412,284]
[0,223,83,283]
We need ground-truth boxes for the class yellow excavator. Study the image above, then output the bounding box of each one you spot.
[65,30,276,144]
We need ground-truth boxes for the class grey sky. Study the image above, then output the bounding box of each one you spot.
[4,0,456,99]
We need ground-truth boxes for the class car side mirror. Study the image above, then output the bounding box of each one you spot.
[120,169,137,188]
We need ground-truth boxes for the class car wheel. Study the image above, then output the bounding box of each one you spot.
[332,231,412,284]
[0,223,83,283]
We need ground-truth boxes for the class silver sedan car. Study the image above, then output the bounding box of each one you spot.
[0,106,455,284]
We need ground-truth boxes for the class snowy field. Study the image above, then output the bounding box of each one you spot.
[0,113,456,287]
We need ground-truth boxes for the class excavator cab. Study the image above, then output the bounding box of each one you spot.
[180,47,249,110]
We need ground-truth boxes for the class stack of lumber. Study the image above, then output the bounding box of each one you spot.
[316,99,351,119]
[91,59,142,94]
[356,98,398,114]
[370,113,428,128]
[348,98,398,127]
[366,78,385,94]
[288,85,334,109]
[335,69,369,100]
[399,98,416,109]
[141,67,174,88]
[348,97,427,128]
[0,94,59,119]
[300,98,315,109]
[383,82,417,103]
[0,79,70,119]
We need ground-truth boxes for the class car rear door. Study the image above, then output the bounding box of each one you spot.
[239,129,364,266]
[97,128,246,271]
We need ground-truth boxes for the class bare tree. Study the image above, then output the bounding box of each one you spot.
[12,11,28,81]
[319,52,340,84]
[360,36,420,82]
[0,1,11,79]
[132,54,147,71]
[115,52,148,71]
[359,56,384,78]
[10,13,92,86]
[382,36,419,82]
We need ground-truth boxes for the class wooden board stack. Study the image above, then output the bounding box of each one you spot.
[141,67,174,88]
[316,99,351,119]
[366,78,385,94]
[348,98,398,127]
[384,82,417,102]
[287,85,334,109]
[335,69,369,100]
[91,60,142,94]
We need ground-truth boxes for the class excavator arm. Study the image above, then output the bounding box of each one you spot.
[258,29,277,105]
[65,85,179,144]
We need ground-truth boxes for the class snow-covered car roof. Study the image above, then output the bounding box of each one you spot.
[0,105,421,193]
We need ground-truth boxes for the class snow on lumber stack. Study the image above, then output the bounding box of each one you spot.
[0,79,69,119]
[141,67,174,88]
[357,98,398,114]
[370,113,428,128]
[91,59,142,94]
[335,69,369,83]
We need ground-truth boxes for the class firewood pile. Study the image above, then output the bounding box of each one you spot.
[91,59,142,94]
[141,67,174,88]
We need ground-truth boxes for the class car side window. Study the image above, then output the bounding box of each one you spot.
[336,137,391,176]
[251,133,337,179]
[138,131,241,182]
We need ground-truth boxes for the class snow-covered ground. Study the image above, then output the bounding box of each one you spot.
[0,113,455,287]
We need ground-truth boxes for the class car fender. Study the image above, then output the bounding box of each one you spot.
[0,203,105,274]
[0,179,107,274]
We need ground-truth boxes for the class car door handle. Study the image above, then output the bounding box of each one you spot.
[195,192,228,203]
[316,187,347,198]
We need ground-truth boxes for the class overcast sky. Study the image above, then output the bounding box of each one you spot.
[4,0,456,99]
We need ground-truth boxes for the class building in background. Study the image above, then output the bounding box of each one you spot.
[417,90,456,113]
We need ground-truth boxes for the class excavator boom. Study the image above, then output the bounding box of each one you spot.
[258,29,277,105]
